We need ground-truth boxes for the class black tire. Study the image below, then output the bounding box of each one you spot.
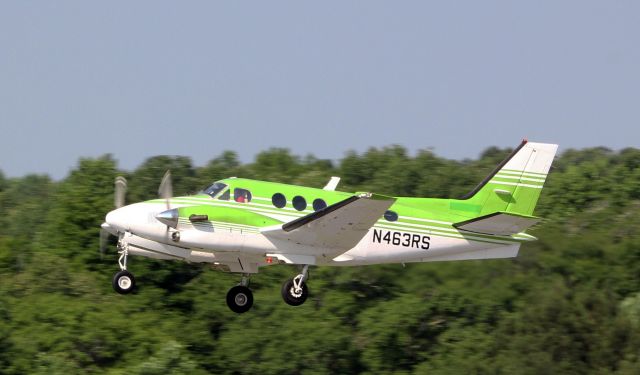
[112,270,136,294]
[226,285,254,313]
[281,278,309,306]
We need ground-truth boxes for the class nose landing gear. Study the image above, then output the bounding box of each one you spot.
[112,240,136,294]
[113,270,135,294]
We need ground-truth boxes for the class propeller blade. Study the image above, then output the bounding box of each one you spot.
[114,176,127,208]
[99,226,110,260]
[158,170,173,209]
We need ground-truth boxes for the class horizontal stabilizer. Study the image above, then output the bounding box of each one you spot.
[453,212,541,236]
[261,193,396,251]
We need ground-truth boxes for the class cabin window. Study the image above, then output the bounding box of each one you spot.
[384,210,398,222]
[218,189,230,200]
[234,188,252,203]
[293,196,307,211]
[272,193,286,208]
[203,182,227,198]
[313,198,327,211]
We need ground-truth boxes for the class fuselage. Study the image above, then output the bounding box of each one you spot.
[104,177,534,273]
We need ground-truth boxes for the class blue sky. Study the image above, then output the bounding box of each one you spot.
[1,1,638,179]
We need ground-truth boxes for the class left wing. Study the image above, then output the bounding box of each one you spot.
[261,193,396,251]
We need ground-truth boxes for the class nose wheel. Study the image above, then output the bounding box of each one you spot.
[113,270,136,294]
[112,239,136,294]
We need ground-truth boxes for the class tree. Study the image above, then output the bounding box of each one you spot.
[0,169,6,192]
[198,151,242,183]
[247,148,303,183]
[38,156,118,264]
[127,156,199,202]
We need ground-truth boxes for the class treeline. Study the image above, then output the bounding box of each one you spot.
[0,145,639,374]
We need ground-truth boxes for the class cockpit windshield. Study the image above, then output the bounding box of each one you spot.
[202,182,228,198]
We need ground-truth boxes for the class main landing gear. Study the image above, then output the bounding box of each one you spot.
[281,265,309,306]
[225,266,311,313]
[226,274,253,314]
[112,242,136,294]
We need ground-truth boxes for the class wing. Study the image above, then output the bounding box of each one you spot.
[453,212,541,236]
[261,193,396,251]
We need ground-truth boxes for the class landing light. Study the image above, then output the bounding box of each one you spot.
[171,231,180,242]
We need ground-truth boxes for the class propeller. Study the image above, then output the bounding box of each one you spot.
[158,170,173,209]
[99,224,110,260]
[114,176,127,208]
[100,176,128,259]
[156,170,179,230]
[100,171,177,258]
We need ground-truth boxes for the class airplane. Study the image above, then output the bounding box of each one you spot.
[101,140,558,313]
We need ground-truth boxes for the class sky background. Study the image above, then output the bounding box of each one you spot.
[1,1,638,179]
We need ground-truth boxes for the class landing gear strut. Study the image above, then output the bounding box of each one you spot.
[282,265,309,306]
[113,240,136,294]
[226,274,253,313]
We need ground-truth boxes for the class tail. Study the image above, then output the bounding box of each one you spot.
[460,140,558,217]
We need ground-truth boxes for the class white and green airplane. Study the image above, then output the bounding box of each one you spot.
[101,140,557,313]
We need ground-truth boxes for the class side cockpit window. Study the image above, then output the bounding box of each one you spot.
[234,188,252,203]
[203,182,228,198]
[218,189,230,200]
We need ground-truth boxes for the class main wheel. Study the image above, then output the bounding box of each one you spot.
[281,278,309,306]
[112,270,136,294]
[226,285,254,313]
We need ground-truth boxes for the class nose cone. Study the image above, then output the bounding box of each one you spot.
[105,202,159,233]
[104,202,172,242]
[106,206,129,232]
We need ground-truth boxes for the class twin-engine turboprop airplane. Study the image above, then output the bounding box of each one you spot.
[101,140,558,313]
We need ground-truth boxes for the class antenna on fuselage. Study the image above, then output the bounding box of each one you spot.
[323,176,341,191]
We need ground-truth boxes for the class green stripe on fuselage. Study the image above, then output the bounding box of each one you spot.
[145,177,534,246]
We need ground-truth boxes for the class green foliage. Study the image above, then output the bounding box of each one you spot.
[197,151,242,186]
[0,145,639,374]
[130,341,206,375]
[127,155,200,202]
[248,148,304,183]
[39,156,118,265]
[0,169,6,192]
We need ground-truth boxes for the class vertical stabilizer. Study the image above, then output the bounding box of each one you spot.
[460,140,558,217]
